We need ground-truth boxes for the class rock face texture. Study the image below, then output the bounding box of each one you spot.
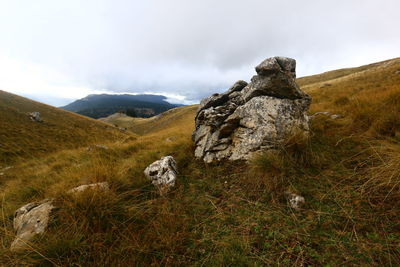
[193,57,311,163]
[144,156,178,193]
[11,199,54,251]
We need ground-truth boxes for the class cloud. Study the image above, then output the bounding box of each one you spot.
[0,0,399,105]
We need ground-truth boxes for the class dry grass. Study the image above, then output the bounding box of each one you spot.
[1,58,400,266]
[99,105,198,136]
[0,90,132,164]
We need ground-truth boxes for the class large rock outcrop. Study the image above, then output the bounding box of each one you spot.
[193,57,311,163]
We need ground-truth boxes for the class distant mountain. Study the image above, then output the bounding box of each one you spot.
[61,94,182,119]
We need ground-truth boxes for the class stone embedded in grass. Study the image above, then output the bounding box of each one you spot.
[311,111,344,120]
[193,56,311,163]
[28,111,42,122]
[284,192,305,210]
[1,166,13,176]
[11,199,54,251]
[2,166,13,171]
[144,156,178,193]
[68,182,110,194]
[87,144,109,151]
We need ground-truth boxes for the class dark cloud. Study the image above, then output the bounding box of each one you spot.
[0,0,399,105]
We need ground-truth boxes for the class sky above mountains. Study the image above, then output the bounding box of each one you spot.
[0,0,399,106]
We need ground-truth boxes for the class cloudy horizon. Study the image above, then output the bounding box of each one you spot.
[0,0,399,106]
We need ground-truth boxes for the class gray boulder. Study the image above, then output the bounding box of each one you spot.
[285,192,305,210]
[28,112,42,122]
[11,199,54,251]
[193,57,311,163]
[144,156,178,193]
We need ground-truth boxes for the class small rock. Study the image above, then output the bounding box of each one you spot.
[285,192,305,210]
[28,112,42,122]
[311,111,344,120]
[1,166,13,175]
[87,145,109,151]
[144,156,178,193]
[11,199,54,251]
[68,182,110,194]
[330,114,344,120]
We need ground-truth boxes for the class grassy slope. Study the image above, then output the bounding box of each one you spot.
[297,57,399,88]
[99,105,198,135]
[0,90,132,164]
[1,59,400,266]
[301,58,400,137]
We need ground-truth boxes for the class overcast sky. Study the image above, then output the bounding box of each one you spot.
[0,0,399,106]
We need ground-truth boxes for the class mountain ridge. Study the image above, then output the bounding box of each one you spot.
[61,93,182,119]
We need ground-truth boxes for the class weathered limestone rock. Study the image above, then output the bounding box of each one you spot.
[28,112,42,122]
[11,199,54,251]
[193,57,311,163]
[144,156,178,193]
[285,192,305,210]
[68,182,110,194]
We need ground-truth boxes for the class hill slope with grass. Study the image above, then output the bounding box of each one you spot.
[99,105,198,135]
[0,90,131,164]
[1,58,400,266]
[299,57,400,137]
[61,93,181,119]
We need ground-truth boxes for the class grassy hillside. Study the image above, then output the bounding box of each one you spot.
[99,105,198,135]
[0,90,131,164]
[300,57,400,138]
[297,57,400,88]
[1,58,400,266]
